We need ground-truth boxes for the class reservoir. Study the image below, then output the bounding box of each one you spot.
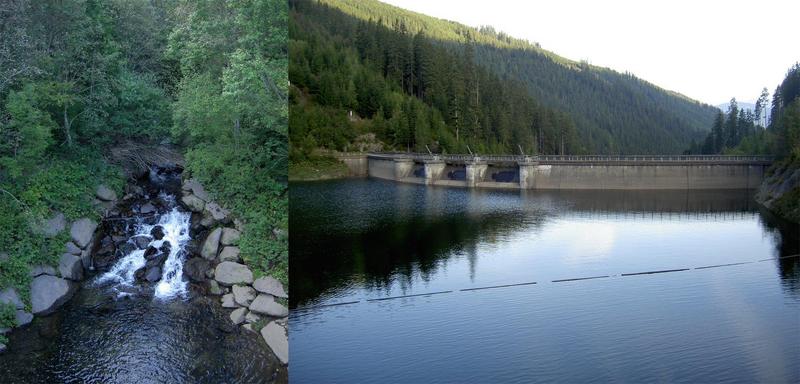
[290,178,799,383]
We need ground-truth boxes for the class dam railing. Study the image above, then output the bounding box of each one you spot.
[364,153,774,165]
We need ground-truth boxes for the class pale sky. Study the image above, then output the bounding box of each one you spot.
[382,0,799,106]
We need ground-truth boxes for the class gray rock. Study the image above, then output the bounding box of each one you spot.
[200,228,222,260]
[31,275,76,315]
[70,218,97,249]
[30,265,57,278]
[242,323,254,332]
[252,276,288,298]
[15,310,33,327]
[145,267,161,282]
[58,253,83,281]
[65,241,82,255]
[208,280,223,295]
[220,228,241,245]
[140,202,156,214]
[183,258,209,283]
[214,262,253,286]
[0,343,5,354]
[232,285,256,307]
[34,212,66,238]
[180,194,205,213]
[261,322,288,364]
[80,248,92,270]
[131,235,151,250]
[204,202,229,222]
[248,294,288,317]
[96,184,117,201]
[245,311,261,323]
[205,268,215,279]
[199,211,216,227]
[221,293,237,308]
[218,246,240,263]
[0,288,24,310]
[182,179,210,201]
[230,307,247,325]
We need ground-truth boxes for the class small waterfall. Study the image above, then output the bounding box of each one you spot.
[97,206,192,299]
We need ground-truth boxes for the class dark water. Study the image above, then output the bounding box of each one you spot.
[290,179,800,383]
[0,170,286,384]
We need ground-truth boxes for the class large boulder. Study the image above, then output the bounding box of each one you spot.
[230,307,247,325]
[252,276,287,299]
[214,262,253,286]
[145,267,161,282]
[30,275,76,315]
[15,310,33,327]
[221,293,237,308]
[200,228,222,260]
[204,202,229,222]
[29,265,57,278]
[182,179,210,201]
[208,280,223,295]
[220,228,241,245]
[261,322,288,364]
[131,235,151,250]
[0,288,24,310]
[232,285,256,307]
[70,218,97,249]
[248,294,288,317]
[96,185,117,201]
[58,253,83,281]
[218,246,240,263]
[180,194,205,213]
[183,258,209,282]
[150,226,165,240]
[64,242,82,255]
[139,202,156,214]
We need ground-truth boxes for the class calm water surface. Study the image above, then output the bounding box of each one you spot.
[290,179,800,383]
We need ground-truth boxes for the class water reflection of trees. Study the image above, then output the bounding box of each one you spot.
[757,208,800,297]
[290,181,800,307]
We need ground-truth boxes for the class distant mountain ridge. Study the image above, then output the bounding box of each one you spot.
[319,0,720,154]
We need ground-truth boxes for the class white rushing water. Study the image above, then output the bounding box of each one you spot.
[97,205,192,299]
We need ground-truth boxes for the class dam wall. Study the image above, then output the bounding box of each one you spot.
[345,153,772,190]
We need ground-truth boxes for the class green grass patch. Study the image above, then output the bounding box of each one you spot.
[288,155,348,181]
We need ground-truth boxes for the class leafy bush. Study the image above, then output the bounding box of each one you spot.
[184,144,288,284]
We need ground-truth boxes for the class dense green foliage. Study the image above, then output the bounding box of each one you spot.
[168,0,288,282]
[313,0,719,155]
[690,63,800,157]
[0,0,288,297]
[289,0,580,159]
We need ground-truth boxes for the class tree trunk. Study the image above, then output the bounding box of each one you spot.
[63,105,72,147]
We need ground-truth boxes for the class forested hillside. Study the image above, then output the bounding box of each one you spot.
[691,63,800,157]
[312,0,719,155]
[0,0,287,323]
[289,0,581,162]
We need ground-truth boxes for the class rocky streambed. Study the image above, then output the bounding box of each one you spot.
[0,166,287,383]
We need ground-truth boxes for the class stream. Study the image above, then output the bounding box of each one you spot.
[0,168,286,384]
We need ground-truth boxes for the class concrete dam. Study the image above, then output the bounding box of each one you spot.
[336,153,774,190]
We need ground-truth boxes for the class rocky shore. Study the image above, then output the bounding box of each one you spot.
[755,159,800,223]
[180,178,289,365]
[0,184,115,352]
[0,169,288,366]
